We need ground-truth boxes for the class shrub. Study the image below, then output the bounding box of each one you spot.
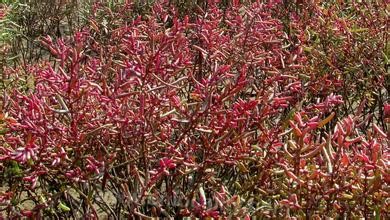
[0,0,388,218]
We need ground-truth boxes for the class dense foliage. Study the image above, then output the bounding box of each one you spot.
[0,0,389,218]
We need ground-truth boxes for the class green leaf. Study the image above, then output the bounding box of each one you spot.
[0,128,8,134]
[58,201,71,212]
[374,206,380,220]
[350,28,368,33]
[5,161,23,177]
[382,51,389,65]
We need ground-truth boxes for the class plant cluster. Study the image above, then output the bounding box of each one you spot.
[0,0,389,218]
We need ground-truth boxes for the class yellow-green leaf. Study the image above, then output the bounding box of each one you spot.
[58,202,71,212]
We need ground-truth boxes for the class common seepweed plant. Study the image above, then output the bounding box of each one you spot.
[0,0,388,218]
